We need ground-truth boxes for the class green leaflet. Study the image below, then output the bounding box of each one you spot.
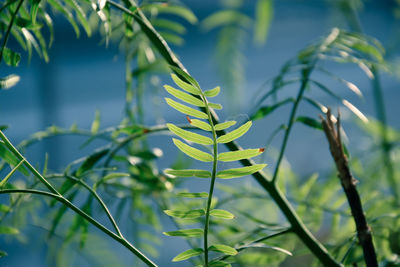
[0,226,19,235]
[0,159,25,188]
[163,228,203,237]
[172,139,213,162]
[216,164,267,179]
[165,98,208,119]
[214,121,236,131]
[204,86,220,97]
[210,261,231,267]
[218,148,263,162]
[177,192,209,198]
[171,74,201,95]
[167,124,213,145]
[210,209,235,219]
[164,85,204,107]
[296,116,323,130]
[164,209,205,219]
[208,103,223,110]
[217,121,252,143]
[190,119,212,131]
[172,248,204,262]
[91,110,101,134]
[164,168,211,178]
[208,244,238,255]
[2,48,21,67]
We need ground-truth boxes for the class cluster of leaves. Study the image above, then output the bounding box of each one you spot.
[162,71,266,266]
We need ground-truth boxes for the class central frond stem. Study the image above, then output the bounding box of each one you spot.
[200,93,218,267]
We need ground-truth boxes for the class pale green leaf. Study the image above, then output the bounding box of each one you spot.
[204,86,220,97]
[177,192,209,198]
[0,159,25,188]
[163,228,203,237]
[155,5,198,24]
[167,124,212,145]
[217,121,252,143]
[171,74,201,95]
[0,75,20,89]
[91,110,101,134]
[164,209,205,219]
[164,85,204,106]
[216,164,267,179]
[214,121,236,131]
[210,209,235,219]
[208,244,238,255]
[164,168,211,178]
[254,0,273,45]
[165,98,208,119]
[208,103,222,110]
[172,248,203,262]
[172,139,213,162]
[190,119,211,131]
[218,148,264,162]
[0,204,11,213]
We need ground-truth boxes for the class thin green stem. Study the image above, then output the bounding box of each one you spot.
[0,0,24,63]
[0,189,157,267]
[48,174,123,237]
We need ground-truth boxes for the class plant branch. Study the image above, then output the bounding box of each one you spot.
[0,188,157,267]
[320,109,378,267]
[105,3,342,265]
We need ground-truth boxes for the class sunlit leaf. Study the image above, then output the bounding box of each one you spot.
[217,121,252,143]
[164,209,205,219]
[218,148,263,162]
[172,138,213,162]
[190,119,212,131]
[208,103,222,110]
[208,244,237,255]
[91,110,101,134]
[239,243,292,256]
[164,168,211,178]
[165,98,208,119]
[163,228,203,237]
[171,74,201,95]
[165,85,204,106]
[202,10,252,31]
[167,123,212,145]
[155,5,198,24]
[204,86,220,97]
[177,192,209,198]
[64,0,92,36]
[172,248,203,262]
[210,209,235,219]
[216,164,267,179]
[342,99,368,122]
[214,121,236,131]
[0,75,20,89]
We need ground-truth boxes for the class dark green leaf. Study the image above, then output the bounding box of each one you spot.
[76,148,109,176]
[0,145,29,176]
[0,226,19,235]
[176,192,209,198]
[296,116,323,130]
[2,48,21,67]
[0,251,7,257]
[251,98,293,120]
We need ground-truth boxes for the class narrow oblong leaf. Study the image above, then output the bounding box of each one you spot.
[2,48,21,67]
[216,164,267,179]
[172,248,203,262]
[163,228,203,237]
[172,139,213,162]
[210,209,235,219]
[165,98,208,119]
[171,74,201,95]
[177,192,209,198]
[250,98,293,121]
[164,209,205,219]
[190,119,212,131]
[0,226,19,235]
[218,148,264,162]
[217,121,252,143]
[167,124,212,145]
[210,261,231,267]
[164,85,204,107]
[91,110,101,134]
[204,86,220,97]
[214,121,236,131]
[164,168,211,178]
[296,116,323,130]
[208,244,238,255]
[208,103,222,110]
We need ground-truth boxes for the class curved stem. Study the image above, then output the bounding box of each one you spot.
[0,189,157,267]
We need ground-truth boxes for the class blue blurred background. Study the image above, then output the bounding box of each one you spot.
[1,0,399,266]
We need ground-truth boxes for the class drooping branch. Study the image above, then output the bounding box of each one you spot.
[320,109,378,267]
